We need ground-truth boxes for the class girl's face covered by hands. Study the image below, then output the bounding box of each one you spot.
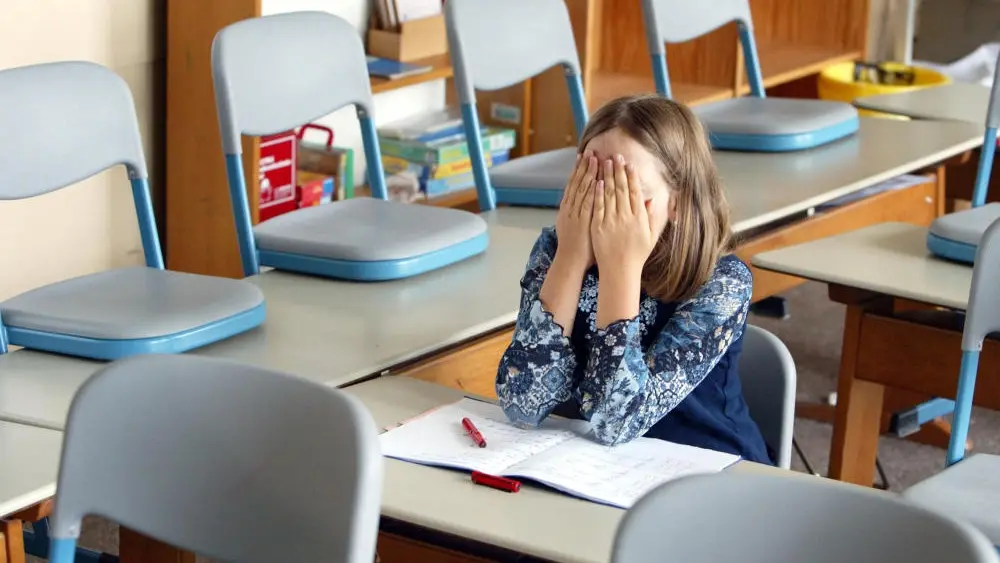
[582,127,672,243]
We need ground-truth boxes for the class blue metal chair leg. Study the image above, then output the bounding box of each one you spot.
[23,518,114,562]
[889,398,956,438]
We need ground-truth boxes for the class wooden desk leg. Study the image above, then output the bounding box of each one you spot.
[1,520,25,563]
[828,305,885,486]
[119,527,195,563]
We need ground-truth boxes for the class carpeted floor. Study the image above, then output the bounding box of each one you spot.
[42,281,997,563]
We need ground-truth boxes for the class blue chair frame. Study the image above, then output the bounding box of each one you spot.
[639,0,859,152]
[213,11,487,280]
[943,218,1000,467]
[926,52,1000,264]
[0,61,264,359]
[446,0,588,210]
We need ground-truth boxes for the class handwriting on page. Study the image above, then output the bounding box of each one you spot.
[513,438,727,508]
[378,399,581,475]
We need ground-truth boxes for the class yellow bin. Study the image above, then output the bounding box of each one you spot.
[818,61,951,119]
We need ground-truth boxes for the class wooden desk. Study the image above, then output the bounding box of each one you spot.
[0,117,984,560]
[0,208,554,431]
[853,83,991,124]
[350,376,800,563]
[0,421,61,563]
[752,223,978,487]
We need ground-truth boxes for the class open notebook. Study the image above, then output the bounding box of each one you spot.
[379,398,740,509]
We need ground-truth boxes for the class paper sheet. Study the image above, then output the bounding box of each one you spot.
[378,399,588,476]
[394,0,442,22]
[509,435,739,508]
[379,399,739,508]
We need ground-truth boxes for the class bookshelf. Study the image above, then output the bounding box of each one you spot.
[165,0,870,278]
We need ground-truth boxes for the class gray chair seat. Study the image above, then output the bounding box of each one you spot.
[253,198,488,261]
[694,97,859,136]
[904,454,1000,543]
[489,147,578,190]
[930,203,1000,245]
[0,267,264,340]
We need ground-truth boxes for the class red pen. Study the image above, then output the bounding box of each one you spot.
[471,471,521,493]
[462,417,487,448]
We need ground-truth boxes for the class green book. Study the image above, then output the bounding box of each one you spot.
[379,127,516,165]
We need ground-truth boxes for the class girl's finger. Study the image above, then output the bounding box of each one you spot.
[573,161,595,216]
[603,159,617,216]
[614,155,629,217]
[561,153,584,208]
[592,179,606,227]
[580,173,596,217]
[625,162,643,216]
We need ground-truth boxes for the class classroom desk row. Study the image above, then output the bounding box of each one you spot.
[754,222,983,487]
[0,115,987,562]
[856,82,991,124]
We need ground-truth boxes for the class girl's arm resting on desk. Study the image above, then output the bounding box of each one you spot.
[580,259,753,445]
[497,229,579,427]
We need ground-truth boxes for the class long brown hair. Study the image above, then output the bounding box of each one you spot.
[579,94,733,302]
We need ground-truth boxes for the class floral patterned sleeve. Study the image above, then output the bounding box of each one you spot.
[578,257,753,445]
[495,228,578,427]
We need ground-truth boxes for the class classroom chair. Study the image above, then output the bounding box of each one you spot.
[46,354,382,563]
[446,0,587,210]
[926,52,1000,264]
[739,325,796,469]
[612,472,1000,563]
[639,0,859,152]
[903,217,1000,545]
[212,11,488,281]
[0,61,264,361]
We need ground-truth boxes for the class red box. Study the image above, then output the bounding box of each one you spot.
[297,171,334,208]
[259,132,298,221]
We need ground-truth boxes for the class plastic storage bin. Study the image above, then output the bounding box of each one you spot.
[818,61,951,119]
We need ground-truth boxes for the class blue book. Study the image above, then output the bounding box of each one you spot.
[366,56,432,80]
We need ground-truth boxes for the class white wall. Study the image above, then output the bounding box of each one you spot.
[262,0,445,185]
[0,0,155,300]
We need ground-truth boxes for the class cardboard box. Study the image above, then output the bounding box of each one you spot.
[297,171,334,208]
[367,14,447,62]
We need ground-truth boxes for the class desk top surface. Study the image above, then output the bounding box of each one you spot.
[853,83,991,124]
[751,222,972,310]
[345,375,789,563]
[0,421,61,518]
[720,117,981,231]
[0,207,553,430]
[0,117,982,431]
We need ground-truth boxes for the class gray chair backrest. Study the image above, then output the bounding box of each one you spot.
[641,0,753,47]
[50,354,383,563]
[611,472,1000,563]
[0,61,148,199]
[738,325,796,469]
[964,217,1000,351]
[212,11,374,155]
[445,0,582,104]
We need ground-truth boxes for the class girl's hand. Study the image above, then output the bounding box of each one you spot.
[554,151,598,271]
[591,155,657,277]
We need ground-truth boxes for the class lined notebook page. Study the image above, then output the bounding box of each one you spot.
[507,437,739,509]
[378,398,589,476]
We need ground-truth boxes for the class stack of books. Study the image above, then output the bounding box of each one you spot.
[379,108,516,198]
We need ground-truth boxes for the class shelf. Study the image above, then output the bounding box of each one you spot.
[352,185,480,211]
[588,71,733,110]
[370,54,454,94]
[742,43,862,93]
